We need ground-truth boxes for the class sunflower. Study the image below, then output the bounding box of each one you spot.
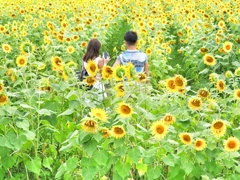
[224,137,240,152]
[166,46,171,54]
[222,41,233,53]
[73,35,79,41]
[210,119,227,137]
[81,41,87,47]
[101,128,110,138]
[174,75,186,89]
[200,47,208,54]
[102,66,113,80]
[0,82,4,93]
[66,46,75,54]
[5,69,16,82]
[225,70,234,78]
[66,61,77,68]
[2,44,12,53]
[188,97,202,110]
[203,54,216,66]
[218,20,225,28]
[197,88,210,99]
[57,34,64,42]
[16,55,27,67]
[111,125,126,139]
[179,133,192,145]
[20,41,35,54]
[86,60,98,77]
[113,65,126,81]
[151,121,168,139]
[0,94,8,105]
[137,72,147,83]
[216,80,226,92]
[0,25,5,32]
[209,73,219,82]
[163,114,175,125]
[114,83,124,97]
[145,47,152,55]
[125,62,136,80]
[234,89,240,101]
[194,138,207,151]
[117,102,133,118]
[51,56,64,70]
[91,108,108,122]
[84,76,96,86]
[165,78,177,93]
[81,119,98,133]
[234,67,240,76]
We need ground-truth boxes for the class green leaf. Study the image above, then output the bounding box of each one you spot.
[66,157,78,172]
[126,124,135,136]
[2,155,17,169]
[82,166,98,180]
[81,157,97,167]
[92,132,103,142]
[20,104,35,110]
[128,147,141,163]
[22,130,36,140]
[162,154,175,167]
[181,160,193,175]
[136,163,148,176]
[82,139,98,156]
[25,157,41,175]
[55,163,66,179]
[169,165,180,178]
[58,108,74,117]
[38,109,55,115]
[115,161,130,179]
[16,120,29,130]
[43,157,53,172]
[93,149,108,166]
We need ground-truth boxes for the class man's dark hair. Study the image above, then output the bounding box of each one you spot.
[124,31,138,45]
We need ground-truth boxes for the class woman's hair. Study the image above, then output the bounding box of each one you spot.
[82,39,101,62]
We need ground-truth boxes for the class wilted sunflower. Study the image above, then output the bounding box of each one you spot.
[163,114,175,125]
[81,119,98,133]
[165,78,176,93]
[197,88,210,99]
[91,108,108,122]
[234,89,240,100]
[51,56,63,70]
[224,137,240,152]
[84,76,96,86]
[5,68,16,82]
[179,133,192,145]
[16,55,27,67]
[20,41,35,54]
[216,80,226,92]
[0,82,4,93]
[151,121,168,139]
[111,125,126,139]
[101,128,110,138]
[194,138,207,151]
[66,46,75,54]
[203,54,216,66]
[210,119,226,137]
[188,97,202,110]
[114,83,124,97]
[102,66,113,80]
[113,65,126,81]
[137,72,147,83]
[2,44,12,53]
[117,102,133,118]
[86,60,98,77]
[0,94,8,105]
[222,41,233,53]
[174,75,186,89]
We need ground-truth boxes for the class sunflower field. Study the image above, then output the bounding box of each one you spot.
[0,0,240,179]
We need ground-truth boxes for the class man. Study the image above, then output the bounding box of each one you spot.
[113,31,149,76]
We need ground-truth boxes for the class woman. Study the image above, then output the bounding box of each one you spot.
[82,39,110,93]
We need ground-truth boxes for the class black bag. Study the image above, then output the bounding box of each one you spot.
[76,61,93,90]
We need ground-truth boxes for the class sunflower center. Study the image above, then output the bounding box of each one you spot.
[119,86,124,92]
[156,125,164,134]
[227,141,236,149]
[106,68,113,74]
[175,77,183,86]
[206,56,213,62]
[114,127,124,134]
[87,77,95,83]
[20,59,25,65]
[225,45,231,50]
[218,82,224,89]
[90,65,96,72]
[84,120,96,128]
[5,46,9,51]
[213,121,223,129]
[164,116,172,122]
[0,95,7,102]
[0,86,3,91]
[168,80,175,89]
[121,105,130,114]
[183,135,191,142]
[237,91,240,98]
[55,59,61,66]
[192,99,201,107]
[196,140,202,147]
[199,90,209,97]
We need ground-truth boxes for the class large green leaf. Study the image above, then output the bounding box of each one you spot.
[93,149,108,166]
[25,157,41,175]
[82,166,98,180]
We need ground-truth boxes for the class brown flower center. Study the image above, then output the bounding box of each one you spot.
[227,140,236,149]
[0,95,7,103]
[84,120,96,128]
[183,135,191,142]
[121,105,131,114]
[191,99,201,107]
[206,56,214,63]
[114,127,124,134]
[196,140,202,147]
[213,121,223,129]
[156,125,164,134]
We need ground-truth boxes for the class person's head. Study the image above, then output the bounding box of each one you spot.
[124,31,138,46]
[83,39,101,62]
